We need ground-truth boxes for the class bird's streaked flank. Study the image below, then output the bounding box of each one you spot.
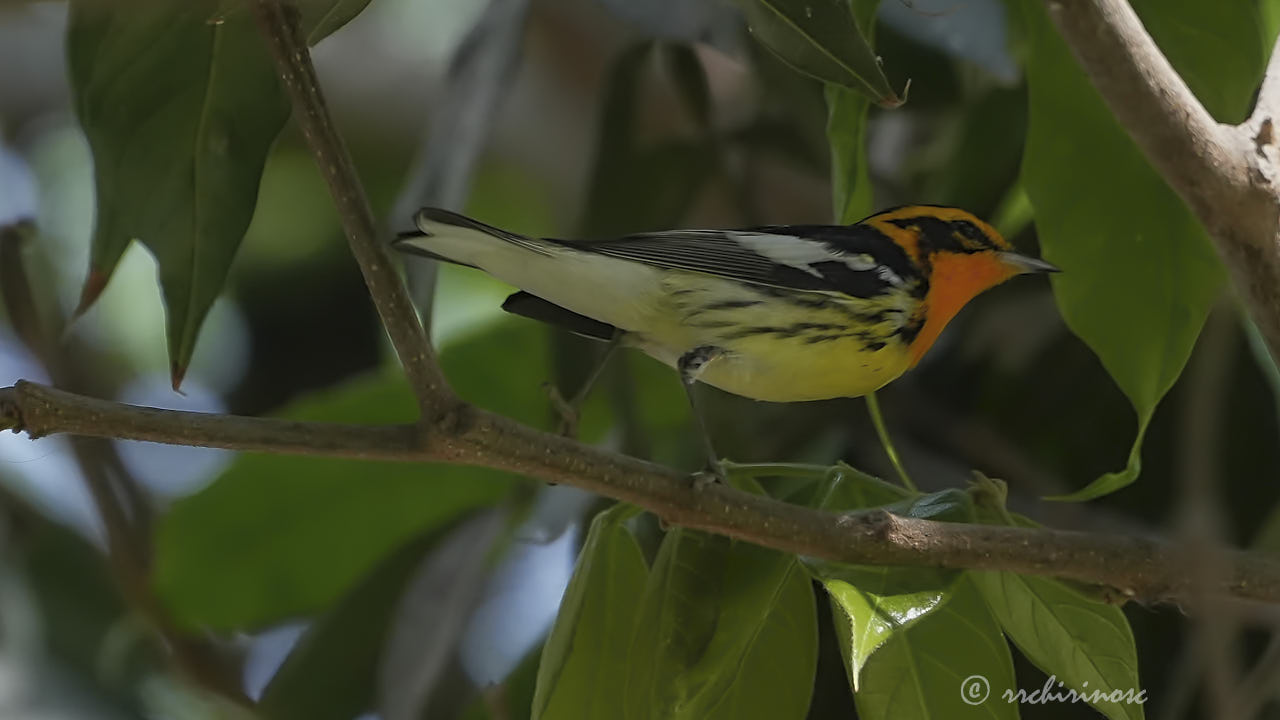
[393,206,1057,472]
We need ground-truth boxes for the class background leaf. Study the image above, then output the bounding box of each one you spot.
[1014,0,1264,498]
[258,529,443,720]
[67,0,373,384]
[154,319,552,630]
[531,504,648,720]
[624,528,817,720]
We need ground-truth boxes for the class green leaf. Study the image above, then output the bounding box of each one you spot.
[820,566,959,690]
[624,529,818,720]
[737,0,900,106]
[814,462,913,510]
[806,488,971,689]
[531,504,648,720]
[853,577,1018,720]
[971,572,1144,720]
[155,373,510,630]
[259,530,442,720]
[1016,0,1265,499]
[67,0,371,384]
[825,0,882,224]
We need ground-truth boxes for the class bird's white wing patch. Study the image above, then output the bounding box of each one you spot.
[731,232,883,275]
[731,232,836,277]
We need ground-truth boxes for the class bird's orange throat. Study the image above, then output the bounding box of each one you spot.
[907,252,1019,367]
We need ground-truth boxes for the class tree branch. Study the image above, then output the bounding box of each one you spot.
[1042,0,1280,360]
[249,0,454,415]
[6,379,1280,606]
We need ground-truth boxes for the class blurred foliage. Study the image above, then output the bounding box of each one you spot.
[3,0,1280,718]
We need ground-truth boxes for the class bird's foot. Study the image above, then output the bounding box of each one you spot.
[542,382,581,438]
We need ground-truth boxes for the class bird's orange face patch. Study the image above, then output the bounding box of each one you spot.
[907,250,1020,367]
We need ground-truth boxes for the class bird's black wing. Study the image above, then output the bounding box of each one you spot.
[558,224,923,300]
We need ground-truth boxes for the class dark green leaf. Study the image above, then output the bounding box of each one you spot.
[67,0,373,383]
[737,0,900,106]
[581,43,718,237]
[625,529,818,720]
[853,577,1017,719]
[825,0,882,223]
[532,504,648,720]
[661,43,712,129]
[259,530,443,720]
[1015,0,1265,498]
[971,572,1144,720]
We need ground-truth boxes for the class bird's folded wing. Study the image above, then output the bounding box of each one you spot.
[559,225,921,300]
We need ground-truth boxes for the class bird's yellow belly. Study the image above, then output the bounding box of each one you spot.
[698,334,910,402]
[627,272,916,402]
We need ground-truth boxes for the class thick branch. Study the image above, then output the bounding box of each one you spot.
[249,0,454,414]
[6,380,1280,606]
[1043,0,1280,360]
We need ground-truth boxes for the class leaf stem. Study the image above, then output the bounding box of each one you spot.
[865,391,915,492]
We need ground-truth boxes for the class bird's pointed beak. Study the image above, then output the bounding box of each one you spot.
[996,251,1060,275]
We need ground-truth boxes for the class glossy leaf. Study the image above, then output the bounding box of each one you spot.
[971,572,1144,720]
[67,0,371,384]
[806,487,970,688]
[532,504,648,720]
[624,529,818,720]
[820,566,958,690]
[1016,0,1264,499]
[853,577,1017,720]
[259,530,443,720]
[826,0,882,224]
[738,0,900,106]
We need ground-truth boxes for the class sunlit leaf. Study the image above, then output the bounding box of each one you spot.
[1015,0,1264,498]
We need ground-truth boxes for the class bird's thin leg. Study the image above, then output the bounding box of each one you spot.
[678,346,726,483]
[550,331,624,436]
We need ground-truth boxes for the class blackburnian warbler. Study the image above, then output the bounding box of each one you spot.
[393,205,1056,470]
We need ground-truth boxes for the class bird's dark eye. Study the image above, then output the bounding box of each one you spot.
[951,220,989,250]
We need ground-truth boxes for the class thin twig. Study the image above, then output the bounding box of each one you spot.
[249,0,455,416]
[6,380,1280,606]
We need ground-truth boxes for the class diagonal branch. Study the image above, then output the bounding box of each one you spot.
[249,0,455,416]
[5,379,1280,606]
[1042,0,1280,360]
